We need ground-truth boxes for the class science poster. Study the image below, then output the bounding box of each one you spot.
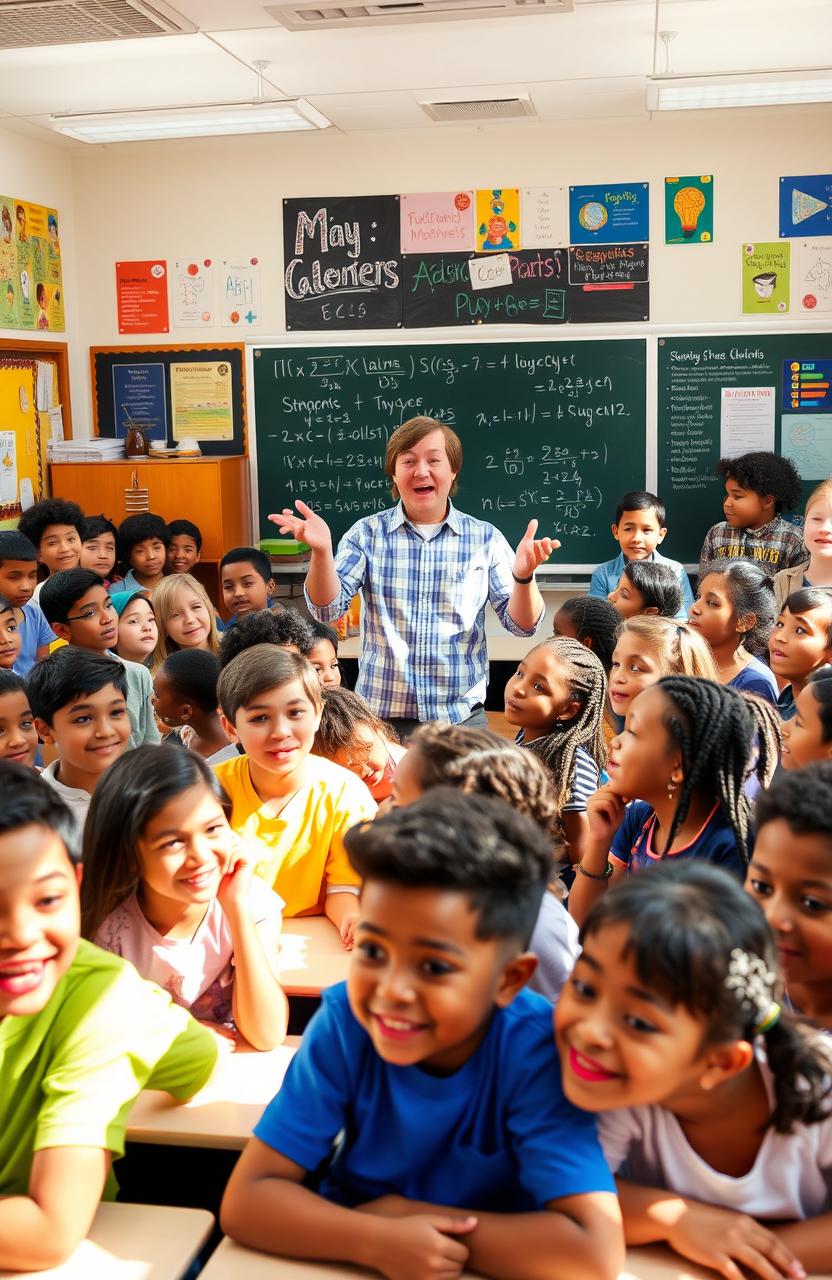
[476,189,521,252]
[0,197,64,332]
[742,243,790,314]
[665,176,713,245]
[779,174,832,238]
[569,183,649,245]
[172,258,215,327]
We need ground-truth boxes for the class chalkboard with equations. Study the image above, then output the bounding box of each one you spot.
[252,338,647,569]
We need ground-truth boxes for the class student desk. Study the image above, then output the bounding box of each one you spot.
[0,1201,213,1280]
[126,1036,300,1150]
[279,916,350,996]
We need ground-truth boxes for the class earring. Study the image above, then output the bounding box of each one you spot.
[667,778,677,799]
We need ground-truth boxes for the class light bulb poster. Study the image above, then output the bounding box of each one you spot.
[665,176,713,245]
[569,183,649,246]
[742,242,790,315]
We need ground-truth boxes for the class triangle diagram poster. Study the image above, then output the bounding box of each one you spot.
[780,174,832,237]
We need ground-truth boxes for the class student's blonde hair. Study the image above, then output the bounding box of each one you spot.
[615,616,719,681]
[150,573,219,669]
[805,479,832,514]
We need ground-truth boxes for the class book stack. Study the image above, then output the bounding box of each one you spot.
[48,438,126,463]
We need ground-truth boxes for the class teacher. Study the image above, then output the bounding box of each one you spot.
[272,415,556,735]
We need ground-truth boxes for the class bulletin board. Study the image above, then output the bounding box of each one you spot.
[90,342,246,457]
[0,338,72,527]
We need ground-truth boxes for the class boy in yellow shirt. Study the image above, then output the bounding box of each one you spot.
[215,645,376,947]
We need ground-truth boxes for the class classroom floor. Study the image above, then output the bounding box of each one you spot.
[486,711,516,741]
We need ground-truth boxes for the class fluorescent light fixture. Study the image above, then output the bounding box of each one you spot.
[647,72,832,112]
[50,98,331,143]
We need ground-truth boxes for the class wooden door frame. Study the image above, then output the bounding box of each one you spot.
[0,337,73,437]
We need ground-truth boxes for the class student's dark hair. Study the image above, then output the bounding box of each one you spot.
[717,451,802,514]
[345,788,552,945]
[0,759,81,864]
[581,861,832,1132]
[556,596,619,674]
[218,606,315,667]
[18,497,85,549]
[308,620,340,651]
[159,648,221,715]
[408,722,562,843]
[81,514,117,543]
[219,545,272,583]
[654,676,755,861]
[0,668,26,699]
[755,760,832,839]
[622,560,683,619]
[0,528,38,566]
[26,647,127,727]
[781,588,832,646]
[740,692,783,790]
[117,512,170,561]
[166,518,202,551]
[614,489,666,528]
[39,568,106,626]
[696,560,777,657]
[81,744,230,939]
[217,644,321,723]
[805,671,832,745]
[313,687,398,759]
[520,637,607,810]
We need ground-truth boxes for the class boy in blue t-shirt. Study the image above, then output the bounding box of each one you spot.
[590,490,693,619]
[0,530,55,676]
[222,790,623,1280]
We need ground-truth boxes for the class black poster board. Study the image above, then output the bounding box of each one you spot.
[567,244,650,323]
[283,195,402,331]
[402,249,568,327]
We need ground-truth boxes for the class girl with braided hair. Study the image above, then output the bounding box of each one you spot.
[570,676,755,926]
[553,595,620,675]
[557,861,832,1280]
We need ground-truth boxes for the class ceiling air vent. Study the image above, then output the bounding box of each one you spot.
[421,94,536,122]
[266,0,572,31]
[0,0,195,49]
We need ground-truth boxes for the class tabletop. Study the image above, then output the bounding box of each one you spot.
[279,916,350,996]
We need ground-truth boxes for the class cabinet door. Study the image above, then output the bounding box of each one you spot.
[50,465,137,524]
[135,463,222,558]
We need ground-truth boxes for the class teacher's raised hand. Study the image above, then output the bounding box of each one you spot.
[269,500,334,553]
[512,519,559,581]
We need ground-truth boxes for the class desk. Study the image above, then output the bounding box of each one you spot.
[126,1036,300,1150]
[279,916,350,996]
[0,1201,213,1280]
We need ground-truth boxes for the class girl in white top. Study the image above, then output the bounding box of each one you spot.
[81,743,287,1050]
[556,861,832,1280]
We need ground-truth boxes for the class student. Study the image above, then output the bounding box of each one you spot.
[215,645,376,941]
[217,605,313,668]
[589,490,693,617]
[699,451,806,579]
[780,671,832,770]
[307,620,342,689]
[0,669,38,767]
[151,573,220,668]
[748,762,832,1032]
[0,760,217,1271]
[82,744,287,1049]
[688,560,778,703]
[774,478,832,609]
[0,596,22,669]
[570,676,755,925]
[553,595,620,675]
[79,514,117,583]
[153,648,236,765]
[607,560,683,620]
[391,722,579,1004]
[769,588,832,720]
[112,589,157,666]
[313,687,406,802]
[742,691,784,799]
[166,518,202,574]
[39,569,160,748]
[607,616,719,729]
[18,497,84,601]
[220,546,277,620]
[117,512,169,594]
[557,862,832,1279]
[221,791,623,1280]
[505,636,606,865]
[0,531,54,676]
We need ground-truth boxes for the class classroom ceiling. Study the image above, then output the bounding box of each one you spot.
[0,0,828,148]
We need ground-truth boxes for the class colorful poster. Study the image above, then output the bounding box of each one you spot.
[0,197,64,332]
[779,174,832,238]
[782,414,832,479]
[742,243,790,314]
[665,176,713,244]
[115,260,169,334]
[402,249,567,327]
[791,240,832,312]
[172,258,214,327]
[170,361,233,441]
[0,431,16,506]
[569,182,649,245]
[220,258,261,326]
[476,188,521,252]
[567,244,649,323]
[400,192,475,253]
[783,358,832,412]
[521,187,565,250]
[111,363,168,441]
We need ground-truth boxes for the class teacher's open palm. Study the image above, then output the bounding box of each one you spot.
[269,499,333,552]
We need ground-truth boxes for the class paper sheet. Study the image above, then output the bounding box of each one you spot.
[36,360,53,411]
[720,386,775,457]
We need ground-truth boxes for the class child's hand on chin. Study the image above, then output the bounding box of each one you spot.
[586,785,628,844]
[217,836,256,912]
[666,1200,805,1280]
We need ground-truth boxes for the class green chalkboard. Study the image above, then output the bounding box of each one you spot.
[658,334,832,566]
[252,339,647,570]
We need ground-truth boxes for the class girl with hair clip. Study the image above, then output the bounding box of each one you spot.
[774,478,832,610]
[151,573,220,670]
[688,560,778,704]
[81,743,288,1050]
[313,687,406,802]
[504,636,607,867]
[557,861,832,1280]
[607,615,719,732]
[570,675,755,926]
[780,668,832,769]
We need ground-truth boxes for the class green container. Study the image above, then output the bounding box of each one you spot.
[259,538,310,556]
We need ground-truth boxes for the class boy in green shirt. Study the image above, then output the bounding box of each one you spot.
[0,761,217,1270]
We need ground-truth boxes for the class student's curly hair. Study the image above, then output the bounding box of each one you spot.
[313,687,398,760]
[717,451,802,514]
[218,607,315,668]
[755,759,832,840]
[696,560,776,657]
[18,497,84,549]
[520,637,607,810]
[740,692,783,790]
[555,596,620,674]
